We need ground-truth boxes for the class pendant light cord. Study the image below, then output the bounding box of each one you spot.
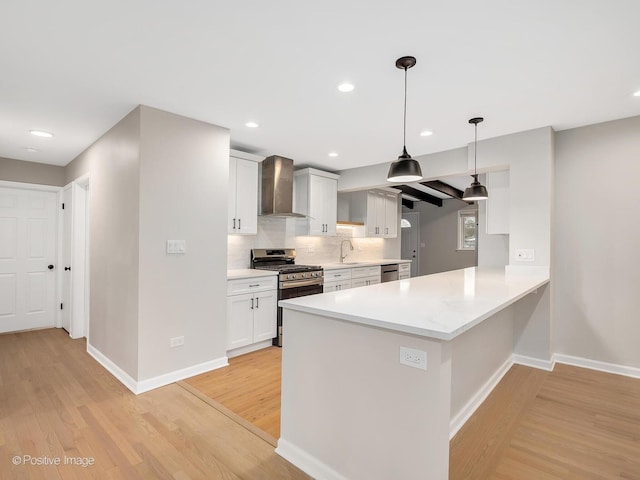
[403,67,407,149]
[474,122,478,176]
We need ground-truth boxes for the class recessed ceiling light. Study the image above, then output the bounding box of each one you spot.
[25,147,40,153]
[420,130,434,137]
[245,121,259,128]
[337,82,354,93]
[29,130,54,138]
[634,90,640,97]
[328,152,339,157]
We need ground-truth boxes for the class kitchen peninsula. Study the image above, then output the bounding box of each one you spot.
[276,266,550,480]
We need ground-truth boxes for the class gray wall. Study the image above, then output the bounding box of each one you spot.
[65,107,142,379]
[403,199,477,275]
[65,105,230,383]
[555,115,640,368]
[137,106,229,380]
[0,156,65,186]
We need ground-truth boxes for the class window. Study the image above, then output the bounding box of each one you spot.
[457,210,477,251]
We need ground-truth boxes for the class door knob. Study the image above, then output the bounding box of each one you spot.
[47,265,54,270]
[64,266,71,271]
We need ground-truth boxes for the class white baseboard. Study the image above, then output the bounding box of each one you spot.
[87,343,138,393]
[512,353,555,371]
[227,340,274,359]
[87,343,229,394]
[449,357,514,439]
[554,353,640,379]
[276,438,348,480]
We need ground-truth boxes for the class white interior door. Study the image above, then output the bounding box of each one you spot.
[61,186,72,332]
[401,212,420,277]
[0,187,57,333]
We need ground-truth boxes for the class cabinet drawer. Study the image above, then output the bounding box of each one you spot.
[351,276,380,289]
[399,263,410,273]
[351,265,381,279]
[324,269,352,282]
[227,276,277,296]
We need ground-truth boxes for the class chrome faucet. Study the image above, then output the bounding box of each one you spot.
[340,240,354,263]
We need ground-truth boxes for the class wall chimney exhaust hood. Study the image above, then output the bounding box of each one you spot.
[260,155,306,217]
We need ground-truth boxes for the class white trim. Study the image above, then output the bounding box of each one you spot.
[229,149,264,163]
[512,353,555,371]
[554,354,640,379]
[0,180,62,192]
[136,356,229,394]
[227,340,273,359]
[87,342,229,394]
[276,438,349,480]
[87,343,138,393]
[449,357,514,439]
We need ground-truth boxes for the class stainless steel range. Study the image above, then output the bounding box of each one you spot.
[251,248,323,347]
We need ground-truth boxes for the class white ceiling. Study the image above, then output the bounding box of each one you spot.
[2,1,639,170]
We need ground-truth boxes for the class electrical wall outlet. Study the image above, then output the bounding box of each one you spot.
[169,336,184,347]
[399,346,427,370]
[307,246,315,253]
[166,240,186,254]
[515,249,535,261]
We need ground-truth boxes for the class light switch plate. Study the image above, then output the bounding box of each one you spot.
[167,240,186,254]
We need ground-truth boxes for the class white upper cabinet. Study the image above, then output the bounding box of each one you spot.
[351,189,399,238]
[485,171,510,235]
[228,151,261,235]
[294,168,339,236]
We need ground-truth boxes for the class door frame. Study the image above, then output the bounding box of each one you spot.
[401,211,420,277]
[62,174,90,340]
[0,180,63,330]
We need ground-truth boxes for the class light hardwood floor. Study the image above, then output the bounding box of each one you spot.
[187,347,640,479]
[0,329,310,480]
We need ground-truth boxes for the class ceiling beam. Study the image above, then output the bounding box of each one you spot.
[421,180,465,200]
[401,198,414,209]
[393,186,443,207]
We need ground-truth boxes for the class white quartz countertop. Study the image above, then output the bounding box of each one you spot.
[227,269,278,280]
[321,259,412,270]
[280,266,550,341]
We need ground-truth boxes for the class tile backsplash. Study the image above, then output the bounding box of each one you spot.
[227,217,388,269]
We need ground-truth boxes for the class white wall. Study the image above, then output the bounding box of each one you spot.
[137,106,229,381]
[555,115,640,368]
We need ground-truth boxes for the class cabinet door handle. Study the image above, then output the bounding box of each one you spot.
[249,284,260,287]
[238,218,241,230]
[250,298,254,309]
[256,297,259,309]
[385,227,388,234]
[233,218,236,230]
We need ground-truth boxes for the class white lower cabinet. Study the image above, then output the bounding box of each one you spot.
[351,276,381,288]
[399,262,411,280]
[324,280,352,292]
[351,265,381,288]
[227,276,277,351]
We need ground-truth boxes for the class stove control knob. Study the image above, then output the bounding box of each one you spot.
[288,274,293,279]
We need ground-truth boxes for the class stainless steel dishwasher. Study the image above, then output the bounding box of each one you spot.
[381,264,399,282]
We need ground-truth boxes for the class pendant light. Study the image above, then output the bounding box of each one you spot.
[387,56,423,182]
[462,117,489,201]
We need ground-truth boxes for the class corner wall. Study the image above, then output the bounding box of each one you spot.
[64,107,142,379]
[554,115,640,369]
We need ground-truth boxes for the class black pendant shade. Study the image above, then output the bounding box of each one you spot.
[463,175,489,201]
[462,117,489,201]
[387,147,423,183]
[387,56,423,182]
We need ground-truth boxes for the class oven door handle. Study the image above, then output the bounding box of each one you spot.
[280,279,324,289]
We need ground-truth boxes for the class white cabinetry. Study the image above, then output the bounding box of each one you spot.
[485,171,509,235]
[351,265,381,288]
[345,189,399,238]
[399,263,411,280]
[228,151,260,235]
[226,276,277,353]
[323,268,352,292]
[294,168,340,236]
